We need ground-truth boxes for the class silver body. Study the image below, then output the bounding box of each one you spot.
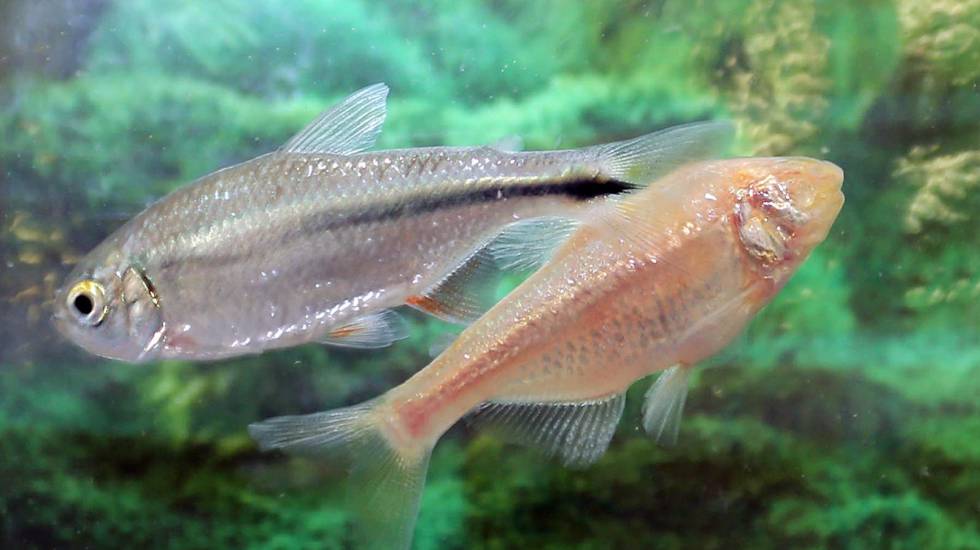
[103,147,601,359]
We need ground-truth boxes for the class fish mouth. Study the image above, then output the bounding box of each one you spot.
[777,157,843,197]
[811,159,845,202]
[790,158,844,247]
[809,159,845,217]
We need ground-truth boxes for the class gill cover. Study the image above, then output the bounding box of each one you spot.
[121,267,165,356]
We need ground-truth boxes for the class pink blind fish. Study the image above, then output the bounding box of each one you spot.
[250,156,845,549]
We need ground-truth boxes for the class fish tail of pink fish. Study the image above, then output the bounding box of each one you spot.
[249,397,432,550]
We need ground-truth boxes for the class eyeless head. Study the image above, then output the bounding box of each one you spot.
[731,158,844,272]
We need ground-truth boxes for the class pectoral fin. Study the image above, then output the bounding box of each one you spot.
[488,216,581,272]
[642,365,692,446]
[407,247,499,325]
[408,215,582,324]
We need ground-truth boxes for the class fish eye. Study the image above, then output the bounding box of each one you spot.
[67,280,107,326]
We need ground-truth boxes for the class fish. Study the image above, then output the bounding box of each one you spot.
[51,83,733,363]
[249,156,845,549]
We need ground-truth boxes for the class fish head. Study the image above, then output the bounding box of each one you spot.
[53,243,164,363]
[725,157,844,293]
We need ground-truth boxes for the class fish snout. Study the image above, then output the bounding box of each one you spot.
[788,158,844,248]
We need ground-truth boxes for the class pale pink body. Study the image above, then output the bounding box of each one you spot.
[377,157,845,453]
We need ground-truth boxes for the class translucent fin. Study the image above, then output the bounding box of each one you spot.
[249,400,430,550]
[320,310,408,349]
[489,135,524,152]
[351,439,430,550]
[249,400,378,454]
[407,247,498,325]
[428,332,459,358]
[488,216,581,272]
[280,83,389,155]
[470,393,626,467]
[591,120,734,184]
[642,365,692,446]
[582,194,695,280]
[411,214,583,324]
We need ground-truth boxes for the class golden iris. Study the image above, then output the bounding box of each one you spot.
[67,280,107,326]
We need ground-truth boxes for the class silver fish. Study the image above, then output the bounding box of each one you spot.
[53,83,732,362]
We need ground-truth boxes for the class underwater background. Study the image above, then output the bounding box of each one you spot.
[1,0,978,548]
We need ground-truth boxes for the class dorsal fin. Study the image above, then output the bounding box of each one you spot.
[280,83,389,155]
[581,190,698,280]
[469,393,626,467]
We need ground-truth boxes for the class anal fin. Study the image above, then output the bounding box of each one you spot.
[321,310,408,349]
[469,393,626,467]
[642,365,692,446]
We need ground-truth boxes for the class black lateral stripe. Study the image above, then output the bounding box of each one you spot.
[165,176,638,270]
[311,176,639,231]
[561,177,638,200]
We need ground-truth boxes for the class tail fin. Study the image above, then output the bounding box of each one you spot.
[591,120,734,185]
[249,401,431,550]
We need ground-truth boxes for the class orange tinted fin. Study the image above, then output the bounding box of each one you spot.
[407,246,499,325]
[320,310,408,349]
[405,294,453,318]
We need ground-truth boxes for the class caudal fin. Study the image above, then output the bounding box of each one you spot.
[590,120,734,185]
[249,401,431,550]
